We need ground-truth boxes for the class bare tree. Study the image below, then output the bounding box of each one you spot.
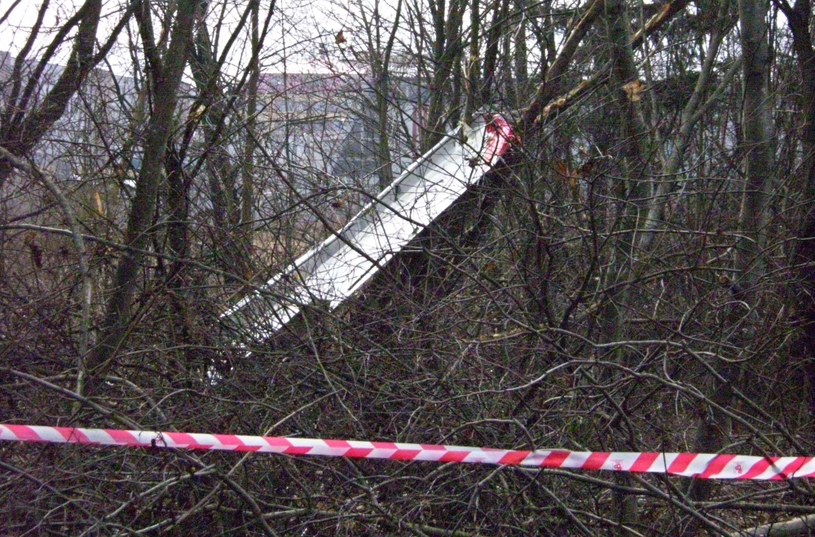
[6,0,815,535]
[83,0,202,394]
[0,0,135,188]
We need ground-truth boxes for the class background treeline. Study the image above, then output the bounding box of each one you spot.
[2,0,815,535]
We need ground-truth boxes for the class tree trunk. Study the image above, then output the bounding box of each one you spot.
[374,0,403,190]
[189,20,248,283]
[241,0,260,237]
[775,0,815,418]
[683,0,773,524]
[424,0,466,150]
[84,0,200,393]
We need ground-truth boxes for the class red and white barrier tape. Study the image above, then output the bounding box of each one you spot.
[1,424,812,480]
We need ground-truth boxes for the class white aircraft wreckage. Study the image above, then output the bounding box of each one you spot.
[221,114,517,344]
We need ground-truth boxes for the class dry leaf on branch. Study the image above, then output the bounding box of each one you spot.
[622,79,646,102]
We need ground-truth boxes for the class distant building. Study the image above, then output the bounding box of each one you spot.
[0,50,433,242]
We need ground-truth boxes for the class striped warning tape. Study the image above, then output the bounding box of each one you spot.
[1,424,811,480]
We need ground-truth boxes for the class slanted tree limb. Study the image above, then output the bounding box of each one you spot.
[522,0,692,130]
[521,0,602,126]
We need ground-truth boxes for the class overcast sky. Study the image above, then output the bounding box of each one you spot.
[0,0,362,75]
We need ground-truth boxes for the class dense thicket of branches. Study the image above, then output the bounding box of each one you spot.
[3,0,815,535]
